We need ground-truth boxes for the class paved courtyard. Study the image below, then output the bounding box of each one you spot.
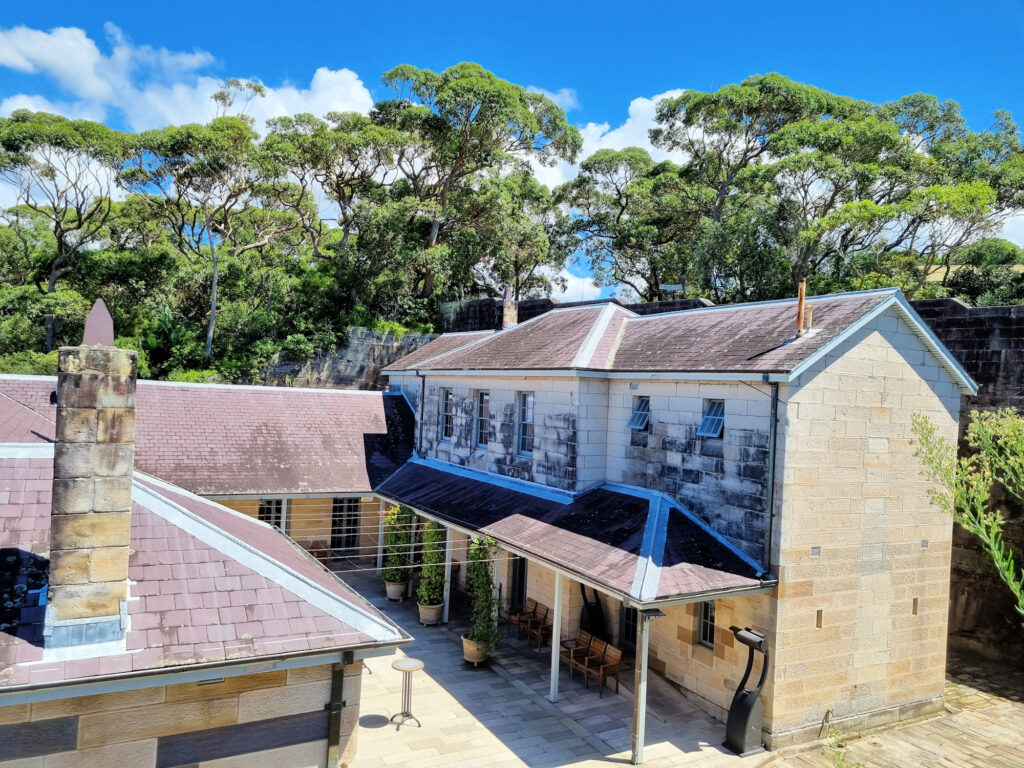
[339,564,1024,768]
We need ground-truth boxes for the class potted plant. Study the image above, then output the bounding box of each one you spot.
[416,520,446,625]
[462,535,500,665]
[381,505,413,600]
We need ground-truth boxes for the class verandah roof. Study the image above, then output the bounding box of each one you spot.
[376,458,772,606]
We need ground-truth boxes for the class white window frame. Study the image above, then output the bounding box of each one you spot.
[476,390,490,448]
[698,600,715,649]
[440,388,454,441]
[696,399,725,439]
[257,498,288,533]
[517,392,535,456]
[628,395,651,433]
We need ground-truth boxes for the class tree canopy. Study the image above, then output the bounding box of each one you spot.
[1,68,1022,380]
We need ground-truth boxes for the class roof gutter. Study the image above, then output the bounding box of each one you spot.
[0,638,411,707]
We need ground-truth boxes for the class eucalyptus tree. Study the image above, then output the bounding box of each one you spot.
[374,62,582,298]
[122,117,297,356]
[0,110,127,348]
[557,147,697,301]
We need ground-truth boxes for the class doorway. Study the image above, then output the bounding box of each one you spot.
[509,555,528,613]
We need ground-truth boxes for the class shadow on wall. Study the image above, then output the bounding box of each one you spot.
[0,549,48,648]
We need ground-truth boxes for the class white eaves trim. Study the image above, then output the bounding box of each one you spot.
[133,475,403,643]
[0,443,54,459]
[785,292,978,395]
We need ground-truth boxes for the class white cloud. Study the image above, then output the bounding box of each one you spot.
[539,266,603,302]
[1002,213,1024,248]
[527,86,580,112]
[0,23,373,131]
[532,88,687,190]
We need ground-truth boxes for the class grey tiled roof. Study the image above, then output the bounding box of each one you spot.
[386,290,898,374]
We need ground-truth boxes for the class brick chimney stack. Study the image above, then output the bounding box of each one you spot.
[47,299,136,646]
[501,286,518,330]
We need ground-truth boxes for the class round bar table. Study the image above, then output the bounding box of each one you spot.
[389,657,424,729]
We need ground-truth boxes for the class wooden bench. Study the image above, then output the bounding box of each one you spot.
[508,598,538,640]
[559,629,593,679]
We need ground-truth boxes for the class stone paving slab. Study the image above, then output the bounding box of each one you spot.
[339,563,1024,768]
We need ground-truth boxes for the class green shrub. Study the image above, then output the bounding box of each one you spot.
[416,520,446,606]
[166,368,224,383]
[0,350,58,375]
[381,505,414,584]
[279,333,315,362]
[465,536,500,652]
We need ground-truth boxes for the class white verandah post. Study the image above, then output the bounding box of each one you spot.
[375,508,385,577]
[442,527,454,624]
[631,609,663,765]
[549,571,564,702]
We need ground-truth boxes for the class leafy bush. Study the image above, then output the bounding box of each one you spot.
[279,333,315,362]
[166,368,224,383]
[465,536,500,652]
[381,505,414,584]
[416,520,446,606]
[0,350,58,375]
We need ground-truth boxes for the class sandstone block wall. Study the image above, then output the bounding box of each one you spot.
[767,309,961,746]
[0,661,362,767]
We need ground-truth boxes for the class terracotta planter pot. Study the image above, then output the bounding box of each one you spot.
[462,635,488,666]
[384,581,408,601]
[418,602,443,626]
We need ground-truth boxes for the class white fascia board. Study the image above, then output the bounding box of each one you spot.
[0,645,404,706]
[785,294,978,395]
[0,443,54,459]
[416,368,779,382]
[133,477,404,642]
[628,581,777,610]
[205,492,371,501]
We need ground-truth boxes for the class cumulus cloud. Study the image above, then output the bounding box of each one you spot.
[527,85,580,112]
[0,23,373,131]
[532,88,687,190]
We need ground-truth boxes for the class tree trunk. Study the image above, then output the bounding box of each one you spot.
[205,245,219,357]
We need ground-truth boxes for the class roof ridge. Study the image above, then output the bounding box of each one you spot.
[572,303,617,368]
[625,287,900,323]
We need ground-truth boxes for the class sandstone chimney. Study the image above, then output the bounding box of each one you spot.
[47,299,136,647]
[501,286,518,330]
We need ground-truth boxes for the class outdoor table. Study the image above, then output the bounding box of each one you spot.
[389,657,424,729]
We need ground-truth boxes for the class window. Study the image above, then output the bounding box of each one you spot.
[699,600,716,649]
[258,499,284,530]
[331,498,360,552]
[696,399,725,439]
[627,396,651,432]
[517,392,535,455]
[440,388,454,440]
[476,391,490,447]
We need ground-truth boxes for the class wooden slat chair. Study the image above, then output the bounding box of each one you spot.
[583,644,622,697]
[526,607,553,650]
[571,638,606,683]
[559,630,593,679]
[508,598,538,639]
[522,604,549,647]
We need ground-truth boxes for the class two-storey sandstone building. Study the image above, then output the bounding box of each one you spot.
[381,287,976,750]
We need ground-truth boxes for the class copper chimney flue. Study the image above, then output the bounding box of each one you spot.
[796,277,807,337]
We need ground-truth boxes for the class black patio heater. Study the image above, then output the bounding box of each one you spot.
[724,625,769,756]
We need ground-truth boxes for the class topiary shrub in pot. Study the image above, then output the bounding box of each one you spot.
[416,520,446,625]
[462,535,500,665]
[381,505,414,600]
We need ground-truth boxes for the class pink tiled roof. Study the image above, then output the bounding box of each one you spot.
[0,459,407,690]
[0,379,414,496]
[385,290,899,374]
[382,330,493,372]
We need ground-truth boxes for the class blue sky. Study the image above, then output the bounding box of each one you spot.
[1,0,1022,298]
